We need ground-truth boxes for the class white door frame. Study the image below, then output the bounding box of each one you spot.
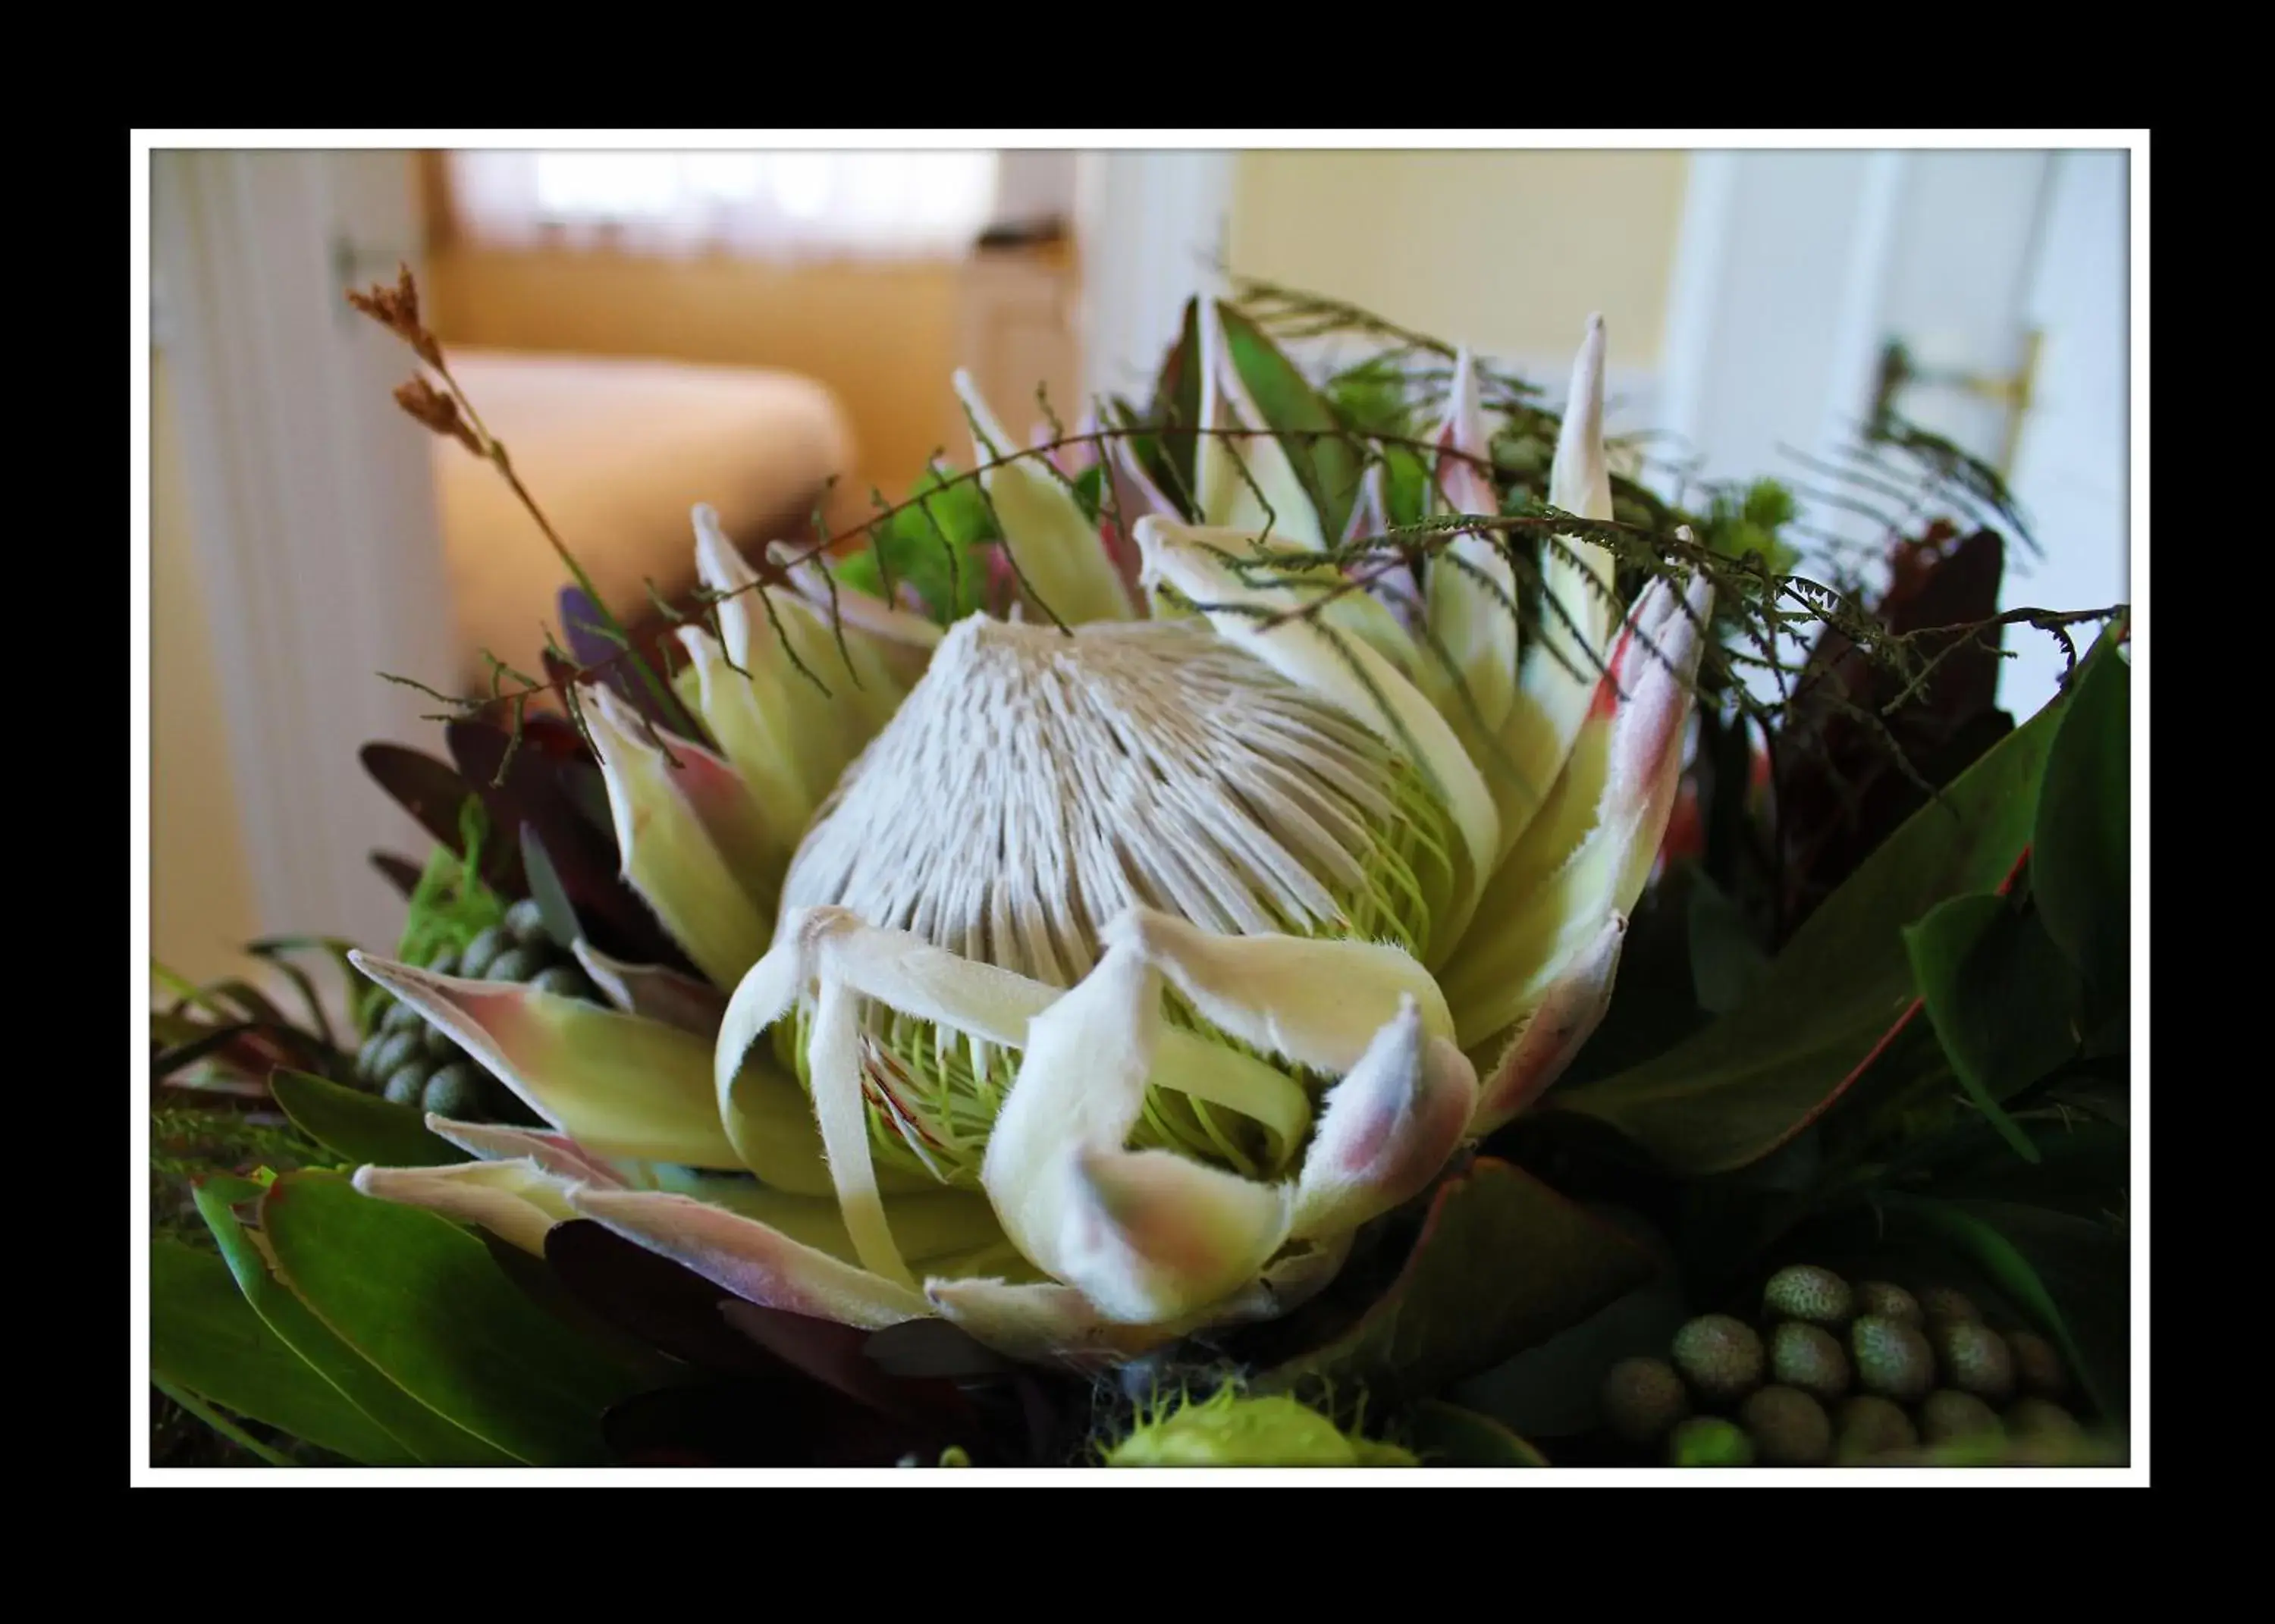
[152,150,460,956]
[1655,147,2129,720]
[1072,151,1238,408]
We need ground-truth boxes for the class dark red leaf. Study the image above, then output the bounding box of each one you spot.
[444,720,695,973]
[369,851,425,899]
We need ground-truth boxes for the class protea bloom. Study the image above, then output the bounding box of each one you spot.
[350,306,1713,1367]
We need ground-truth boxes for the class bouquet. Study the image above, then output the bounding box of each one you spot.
[146,268,2131,1471]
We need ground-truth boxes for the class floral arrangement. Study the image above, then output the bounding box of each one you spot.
[146,269,2132,1471]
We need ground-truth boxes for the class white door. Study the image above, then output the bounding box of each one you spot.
[152,149,460,961]
[1658,148,2132,721]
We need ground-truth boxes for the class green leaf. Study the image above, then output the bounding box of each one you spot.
[2032,630,2129,1014]
[1144,299,1203,502]
[151,1378,296,1464]
[1069,462,1103,522]
[843,462,1000,622]
[1902,894,2083,1161]
[1552,676,2067,1174]
[517,826,583,954]
[190,1177,513,1465]
[1877,1195,2128,1422]
[1406,1400,1549,1466]
[268,1068,463,1168]
[1379,443,1429,529]
[1260,1159,1657,1403]
[150,1234,410,1464]
[1448,1224,1688,1437]
[1688,867,1771,1016]
[259,1171,639,1464]
[1217,302,1364,544]
[1876,1109,2128,1218]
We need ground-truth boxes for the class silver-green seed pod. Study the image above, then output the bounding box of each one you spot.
[1740,1385,1832,1466]
[1853,1281,1922,1325]
[1851,1315,1935,1402]
[503,897,551,948]
[1918,1389,2002,1445]
[2004,1397,2084,1444]
[1834,1395,1919,1462]
[381,1064,426,1108]
[1771,1321,1851,1402]
[1932,1320,2016,1403]
[1599,1357,1690,1446]
[1671,1315,1765,1403]
[1918,1286,1981,1328]
[2006,1329,2069,1397]
[459,926,511,980]
[1762,1264,1853,1327]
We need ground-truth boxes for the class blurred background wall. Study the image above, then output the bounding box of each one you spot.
[148,145,2129,982]
[151,350,260,986]
[1228,150,1690,368]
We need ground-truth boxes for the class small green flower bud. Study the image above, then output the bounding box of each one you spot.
[1667,1416,1755,1466]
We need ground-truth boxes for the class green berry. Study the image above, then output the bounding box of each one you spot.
[1739,1386,1831,1466]
[381,1064,427,1108]
[1763,1265,1853,1327]
[504,897,551,948]
[355,1032,391,1083]
[1851,1315,1935,1401]
[2005,1397,2084,1443]
[1671,1315,1765,1403]
[1667,1416,1755,1466]
[1771,1321,1851,1401]
[460,926,510,980]
[1834,1395,1919,1462]
[380,997,424,1036]
[529,964,594,1002]
[369,1029,422,1086]
[1599,1357,1690,1446]
[2006,1330,2069,1397]
[485,947,544,985]
[1919,1389,2003,1445]
[1932,1321,2016,1402]
[425,948,461,978]
[1853,1281,1922,1325]
[420,1063,485,1119]
[1919,1286,1981,1328]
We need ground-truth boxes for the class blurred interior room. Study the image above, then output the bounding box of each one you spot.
[149,145,2128,992]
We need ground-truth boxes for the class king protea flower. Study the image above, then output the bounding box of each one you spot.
[349,306,1713,1368]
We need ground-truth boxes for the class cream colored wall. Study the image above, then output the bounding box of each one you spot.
[150,349,260,986]
[1228,151,1690,368]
